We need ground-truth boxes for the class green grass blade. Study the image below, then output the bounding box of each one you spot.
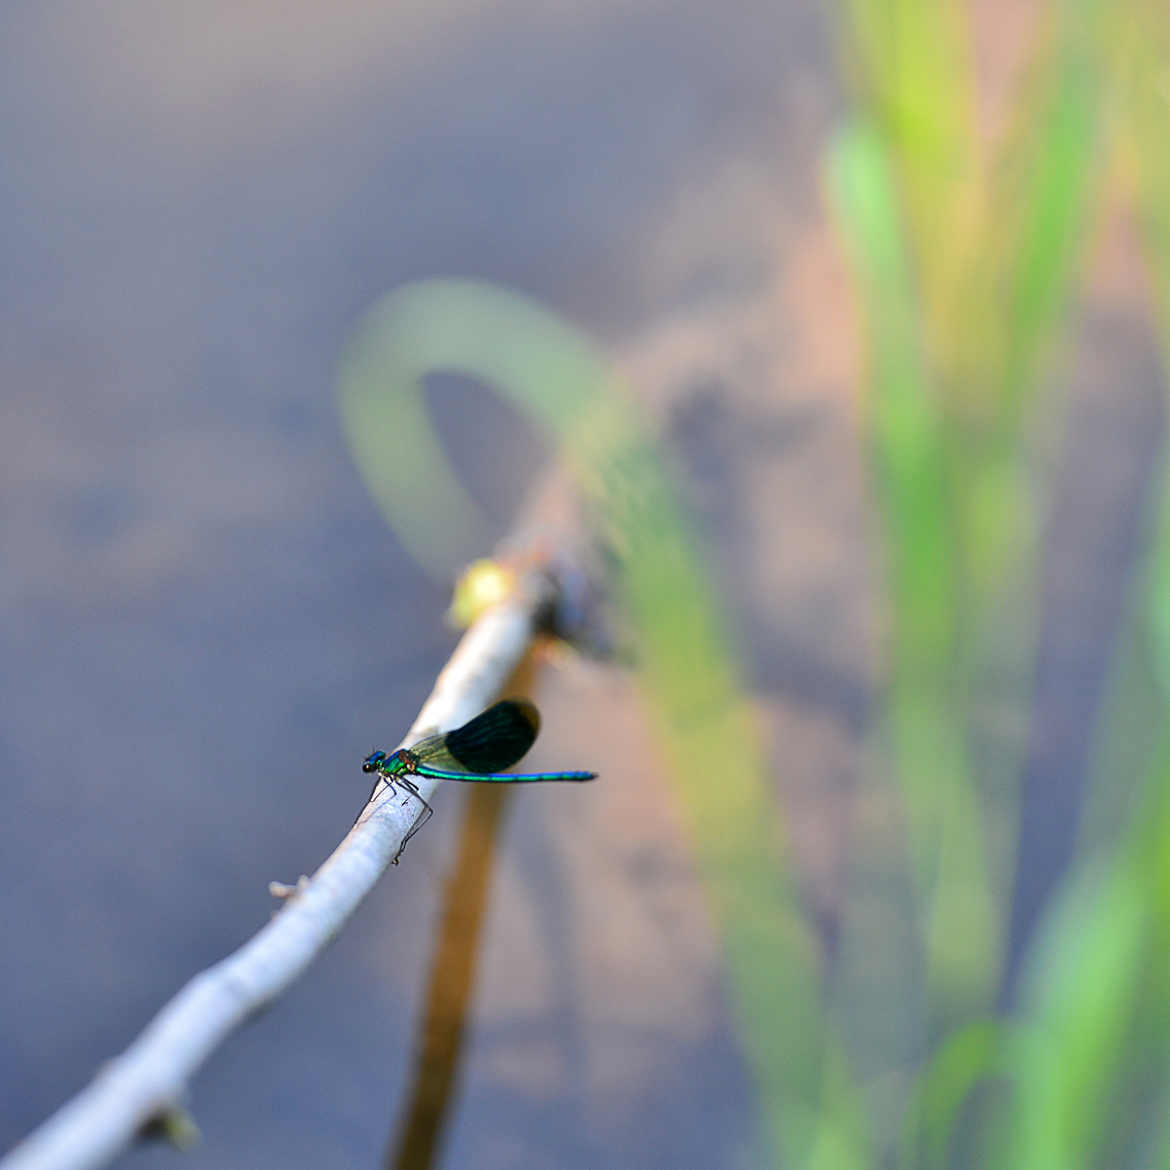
[996,1,1106,416]
[830,120,1000,1028]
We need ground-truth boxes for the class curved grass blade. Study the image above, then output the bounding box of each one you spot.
[338,278,869,1167]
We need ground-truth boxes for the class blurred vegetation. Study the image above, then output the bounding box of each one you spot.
[337,2,1170,1166]
[832,0,1170,1166]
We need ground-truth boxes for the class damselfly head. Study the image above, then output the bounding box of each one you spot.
[362,750,387,774]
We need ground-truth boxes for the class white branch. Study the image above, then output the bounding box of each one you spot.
[2,595,543,1170]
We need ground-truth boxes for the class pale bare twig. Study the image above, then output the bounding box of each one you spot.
[1,582,552,1170]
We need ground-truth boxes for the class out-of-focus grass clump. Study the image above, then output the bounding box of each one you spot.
[833,0,1170,1166]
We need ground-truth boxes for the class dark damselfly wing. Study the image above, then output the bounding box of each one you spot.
[413,699,540,774]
